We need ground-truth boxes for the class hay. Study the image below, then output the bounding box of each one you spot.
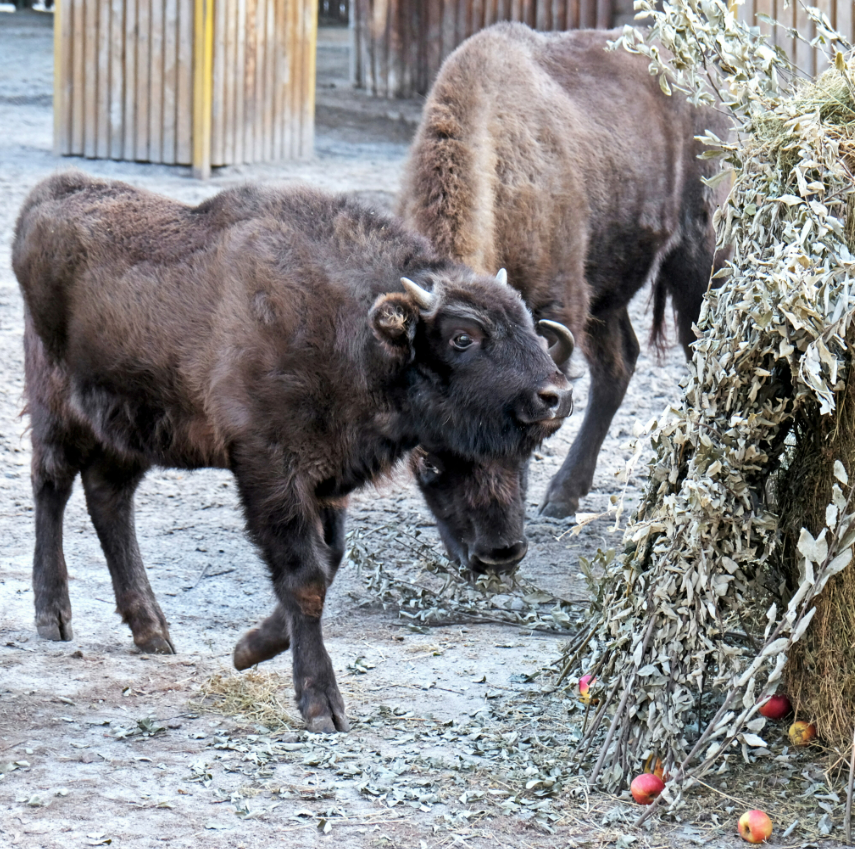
[780,364,855,753]
[195,669,298,730]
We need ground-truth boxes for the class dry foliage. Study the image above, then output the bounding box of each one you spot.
[196,670,298,730]
[561,0,855,804]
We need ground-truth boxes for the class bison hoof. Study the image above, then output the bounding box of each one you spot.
[36,615,73,642]
[301,685,350,734]
[538,494,579,520]
[137,635,175,654]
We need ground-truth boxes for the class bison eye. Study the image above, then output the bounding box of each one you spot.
[451,333,474,351]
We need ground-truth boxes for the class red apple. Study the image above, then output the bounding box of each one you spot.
[758,693,792,720]
[788,720,817,746]
[630,773,665,805]
[578,674,599,705]
[738,810,773,843]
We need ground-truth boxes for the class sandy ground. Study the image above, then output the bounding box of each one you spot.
[1,10,831,849]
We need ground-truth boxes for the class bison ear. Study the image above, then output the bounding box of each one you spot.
[370,293,419,360]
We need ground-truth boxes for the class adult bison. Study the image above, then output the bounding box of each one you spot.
[13,170,574,732]
[399,23,730,519]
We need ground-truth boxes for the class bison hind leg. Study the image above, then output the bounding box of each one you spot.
[80,454,174,654]
[233,604,292,670]
[30,409,94,643]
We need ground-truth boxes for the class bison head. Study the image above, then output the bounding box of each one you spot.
[370,268,574,461]
[411,447,531,574]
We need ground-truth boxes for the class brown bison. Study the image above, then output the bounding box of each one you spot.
[399,23,730,520]
[13,170,575,732]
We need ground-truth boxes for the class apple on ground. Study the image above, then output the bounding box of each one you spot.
[738,809,773,843]
[788,720,817,746]
[758,693,792,720]
[630,773,665,805]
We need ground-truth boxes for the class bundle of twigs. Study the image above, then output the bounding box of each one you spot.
[562,0,855,810]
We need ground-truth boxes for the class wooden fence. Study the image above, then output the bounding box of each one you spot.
[351,0,614,97]
[53,0,317,177]
[736,0,854,78]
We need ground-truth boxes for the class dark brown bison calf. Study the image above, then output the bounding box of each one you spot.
[13,171,574,733]
[400,23,731,520]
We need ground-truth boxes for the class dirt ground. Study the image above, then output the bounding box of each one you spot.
[0,10,843,849]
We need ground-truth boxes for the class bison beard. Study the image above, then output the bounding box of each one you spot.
[13,171,573,733]
[399,23,732,521]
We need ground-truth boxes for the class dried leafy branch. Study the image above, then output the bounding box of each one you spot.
[346,525,586,634]
[561,0,855,803]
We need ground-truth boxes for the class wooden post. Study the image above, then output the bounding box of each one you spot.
[193,0,215,178]
[53,0,63,155]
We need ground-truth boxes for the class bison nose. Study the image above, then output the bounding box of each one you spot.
[516,381,573,424]
[470,538,528,571]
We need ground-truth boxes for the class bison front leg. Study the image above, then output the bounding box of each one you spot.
[540,307,640,518]
[234,470,349,733]
[81,456,175,654]
[233,506,347,671]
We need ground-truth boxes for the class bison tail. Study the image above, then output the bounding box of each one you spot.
[648,274,671,357]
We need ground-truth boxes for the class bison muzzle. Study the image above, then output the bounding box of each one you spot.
[13,171,574,733]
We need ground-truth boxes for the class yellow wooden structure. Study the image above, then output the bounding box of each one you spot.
[53,0,318,178]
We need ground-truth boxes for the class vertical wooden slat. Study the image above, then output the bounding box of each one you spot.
[595,0,610,28]
[441,0,455,65]
[300,0,317,157]
[53,0,65,154]
[225,0,238,164]
[483,0,496,28]
[123,0,137,158]
[569,0,579,30]
[162,0,178,163]
[235,0,247,162]
[795,0,813,78]
[96,0,110,159]
[57,0,74,154]
[535,0,548,31]
[149,0,164,162]
[814,0,833,74]
[349,0,361,87]
[427,0,442,88]
[272,0,284,160]
[839,0,854,47]
[211,0,227,165]
[552,0,565,30]
[263,0,275,160]
[136,0,151,160]
[83,0,99,157]
[244,0,257,162]
[177,0,194,164]
[253,0,265,161]
[109,0,124,159]
[192,0,215,178]
[754,0,772,39]
[72,0,85,154]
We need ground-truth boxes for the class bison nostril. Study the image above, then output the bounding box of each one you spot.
[538,389,560,409]
[473,539,528,568]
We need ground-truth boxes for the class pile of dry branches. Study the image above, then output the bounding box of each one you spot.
[562,0,855,807]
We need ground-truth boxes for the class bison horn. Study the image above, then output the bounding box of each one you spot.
[538,319,575,366]
[496,268,509,286]
[401,277,435,310]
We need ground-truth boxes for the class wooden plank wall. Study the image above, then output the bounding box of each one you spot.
[353,0,614,97]
[737,0,854,79]
[55,0,317,168]
[354,0,855,98]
